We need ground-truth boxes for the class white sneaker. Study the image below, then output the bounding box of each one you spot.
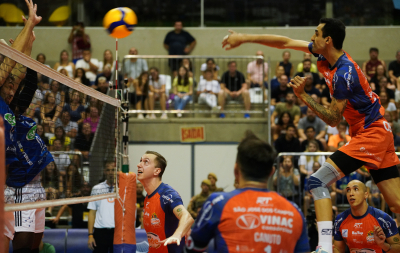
[161,113,168,119]
[150,113,156,119]
[137,113,144,119]
[177,113,182,118]
[145,114,151,119]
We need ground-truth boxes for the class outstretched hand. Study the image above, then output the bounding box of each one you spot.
[24,0,42,26]
[160,236,181,246]
[222,30,243,50]
[288,76,308,96]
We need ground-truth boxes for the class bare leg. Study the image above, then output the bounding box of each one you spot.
[160,93,167,111]
[218,90,226,111]
[243,90,251,111]
[148,92,154,111]
[376,177,400,213]
[303,195,310,217]
[380,193,386,212]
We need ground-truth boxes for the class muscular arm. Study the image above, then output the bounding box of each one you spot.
[333,240,346,253]
[162,205,194,246]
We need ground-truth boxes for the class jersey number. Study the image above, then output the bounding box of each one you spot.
[383,121,392,133]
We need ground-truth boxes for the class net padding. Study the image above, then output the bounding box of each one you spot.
[0,43,121,212]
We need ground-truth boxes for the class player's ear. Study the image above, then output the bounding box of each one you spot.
[154,167,161,177]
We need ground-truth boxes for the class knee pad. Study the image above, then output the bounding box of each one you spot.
[307,162,341,201]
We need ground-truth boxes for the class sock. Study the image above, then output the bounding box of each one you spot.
[317,221,333,253]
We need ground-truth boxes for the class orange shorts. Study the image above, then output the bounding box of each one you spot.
[339,118,400,170]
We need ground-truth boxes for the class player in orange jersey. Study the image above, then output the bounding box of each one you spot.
[222,18,400,253]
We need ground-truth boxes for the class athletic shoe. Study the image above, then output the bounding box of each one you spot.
[312,246,329,253]
[219,113,225,118]
[150,113,156,119]
[137,113,144,119]
[177,113,182,118]
[161,113,168,119]
[145,114,151,119]
[244,113,250,119]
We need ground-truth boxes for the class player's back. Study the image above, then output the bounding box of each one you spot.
[190,188,309,253]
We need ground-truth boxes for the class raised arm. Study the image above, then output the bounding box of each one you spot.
[222,30,310,53]
[161,204,194,246]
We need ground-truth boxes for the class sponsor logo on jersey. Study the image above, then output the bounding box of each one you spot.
[197,194,224,226]
[344,66,354,89]
[359,147,382,162]
[6,145,16,153]
[147,232,161,249]
[353,239,363,244]
[162,194,174,204]
[350,248,376,253]
[321,229,332,235]
[26,125,37,140]
[378,217,393,235]
[342,229,348,238]
[256,197,272,206]
[4,113,15,126]
[366,231,374,243]
[354,223,363,229]
[352,231,363,236]
[151,212,161,227]
[236,214,260,230]
[334,217,343,234]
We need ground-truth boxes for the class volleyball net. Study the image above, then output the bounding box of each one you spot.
[0,42,122,212]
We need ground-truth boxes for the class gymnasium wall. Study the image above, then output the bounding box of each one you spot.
[1,26,400,73]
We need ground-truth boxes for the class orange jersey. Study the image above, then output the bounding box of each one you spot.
[334,206,398,252]
[187,188,309,253]
[143,183,184,253]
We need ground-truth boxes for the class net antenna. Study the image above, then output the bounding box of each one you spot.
[0,42,122,212]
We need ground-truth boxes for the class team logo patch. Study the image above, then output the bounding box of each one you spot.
[366,231,374,243]
[4,113,15,126]
[342,229,348,238]
[151,212,161,227]
[236,214,260,230]
[26,125,37,140]
[147,232,161,249]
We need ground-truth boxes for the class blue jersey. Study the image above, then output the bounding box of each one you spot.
[6,115,53,187]
[187,188,309,253]
[0,96,18,165]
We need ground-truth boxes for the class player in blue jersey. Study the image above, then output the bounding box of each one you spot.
[186,131,310,253]
[222,18,400,252]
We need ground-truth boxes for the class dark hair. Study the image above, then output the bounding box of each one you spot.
[206,58,215,64]
[149,67,159,73]
[236,130,276,182]
[54,126,67,146]
[145,151,167,179]
[338,121,347,128]
[36,53,46,61]
[370,47,379,53]
[42,162,60,189]
[76,21,85,28]
[282,51,290,56]
[286,90,295,96]
[103,49,113,65]
[204,69,212,74]
[177,66,190,86]
[303,59,312,64]
[74,68,90,86]
[319,18,346,50]
[137,71,149,94]
[59,50,69,63]
[228,60,236,66]
[277,112,293,126]
[305,126,316,132]
[180,59,193,71]
[65,163,82,194]
[286,124,297,131]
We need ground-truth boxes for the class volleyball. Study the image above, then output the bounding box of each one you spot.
[103,7,137,39]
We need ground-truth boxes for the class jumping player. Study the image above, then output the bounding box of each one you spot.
[186,130,309,253]
[137,151,194,253]
[334,180,400,252]
[222,18,400,252]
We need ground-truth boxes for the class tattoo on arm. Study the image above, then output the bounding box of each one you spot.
[301,93,346,126]
[394,237,399,243]
[177,208,183,218]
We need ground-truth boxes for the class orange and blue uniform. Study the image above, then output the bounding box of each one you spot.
[308,43,399,170]
[186,188,309,253]
[334,206,398,252]
[143,182,184,253]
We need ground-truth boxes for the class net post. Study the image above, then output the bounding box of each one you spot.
[0,119,5,251]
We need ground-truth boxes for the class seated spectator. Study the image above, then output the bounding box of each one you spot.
[271,75,292,105]
[64,164,83,197]
[271,91,301,127]
[246,50,268,88]
[45,80,65,107]
[197,69,220,109]
[366,179,385,211]
[303,161,321,216]
[52,139,71,176]
[377,77,395,100]
[270,66,286,90]
[295,59,321,90]
[187,179,211,219]
[83,106,100,133]
[388,50,400,87]
[173,66,193,117]
[123,47,148,92]
[330,172,358,206]
[36,124,50,146]
[200,58,219,81]
[207,173,223,193]
[98,49,114,73]
[75,49,99,85]
[96,77,109,94]
[180,58,193,77]
[49,126,71,151]
[273,156,300,205]
[219,61,250,118]
[94,65,112,88]
[133,71,150,119]
[299,140,326,189]
[37,53,51,68]
[53,50,75,78]
[74,122,94,163]
[148,67,168,119]
[380,91,397,121]
[296,53,318,74]
[300,126,325,152]
[42,161,63,200]
[362,47,386,82]
[302,72,321,96]
[298,108,326,148]
[273,112,294,142]
[52,181,92,228]
[63,90,86,124]
[274,124,301,153]
[384,110,400,137]
[276,51,293,78]
[74,68,91,87]
[327,121,351,152]
[370,65,392,92]
[41,92,63,133]
[56,111,78,139]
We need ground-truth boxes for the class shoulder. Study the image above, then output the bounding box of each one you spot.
[335,209,352,227]
[92,181,106,191]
